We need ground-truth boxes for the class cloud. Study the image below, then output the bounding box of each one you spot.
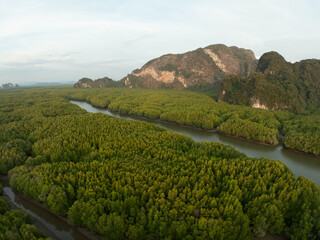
[0,52,76,69]
[122,32,158,44]
[4,58,69,68]
[0,0,319,85]
[75,58,131,68]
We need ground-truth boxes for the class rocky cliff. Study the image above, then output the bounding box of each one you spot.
[121,44,257,89]
[219,52,320,113]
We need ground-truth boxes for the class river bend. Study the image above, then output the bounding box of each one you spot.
[71,100,320,185]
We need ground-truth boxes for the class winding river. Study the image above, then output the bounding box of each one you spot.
[0,100,319,240]
[71,100,320,185]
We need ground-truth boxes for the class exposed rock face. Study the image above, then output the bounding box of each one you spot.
[122,44,257,89]
[73,78,94,88]
[251,98,268,110]
[73,77,122,88]
[219,51,320,113]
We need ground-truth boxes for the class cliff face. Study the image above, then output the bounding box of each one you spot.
[73,78,94,88]
[73,77,122,88]
[122,44,257,89]
[219,52,320,113]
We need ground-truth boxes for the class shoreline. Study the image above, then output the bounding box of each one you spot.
[85,100,219,133]
[72,99,277,145]
[218,132,278,147]
[2,174,288,240]
[0,174,104,240]
[283,146,320,158]
[70,99,320,159]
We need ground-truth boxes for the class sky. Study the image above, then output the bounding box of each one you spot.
[0,0,319,85]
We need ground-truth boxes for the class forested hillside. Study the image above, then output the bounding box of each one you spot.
[219,52,320,113]
[0,88,319,240]
[73,77,122,88]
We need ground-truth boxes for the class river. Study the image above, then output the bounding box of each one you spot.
[71,100,320,185]
[0,99,318,240]
[0,176,93,240]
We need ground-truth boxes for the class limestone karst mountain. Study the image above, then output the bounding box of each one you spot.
[73,44,257,90]
[121,44,257,89]
[73,77,122,88]
[218,51,320,113]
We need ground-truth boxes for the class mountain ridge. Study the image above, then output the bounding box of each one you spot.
[121,44,257,89]
[73,44,257,89]
[72,44,320,113]
[73,76,122,88]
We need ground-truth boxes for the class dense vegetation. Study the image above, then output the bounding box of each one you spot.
[218,118,279,145]
[0,88,319,240]
[66,88,319,156]
[67,88,320,156]
[282,112,320,156]
[219,52,320,113]
[0,183,50,240]
[68,88,285,146]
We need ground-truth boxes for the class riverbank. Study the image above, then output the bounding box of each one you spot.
[96,103,320,158]
[219,132,278,147]
[2,173,289,240]
[254,233,287,240]
[0,174,104,240]
[284,146,320,159]
[0,174,8,183]
[82,99,219,133]
[70,99,320,185]
[73,99,281,146]
[75,98,320,158]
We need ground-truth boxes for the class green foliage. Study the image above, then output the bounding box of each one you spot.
[218,118,279,145]
[282,113,320,156]
[0,210,50,240]
[69,88,285,145]
[0,183,49,239]
[0,139,32,174]
[159,63,178,72]
[220,52,320,113]
[1,88,320,239]
[0,196,10,215]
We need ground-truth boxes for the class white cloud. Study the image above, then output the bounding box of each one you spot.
[0,0,319,85]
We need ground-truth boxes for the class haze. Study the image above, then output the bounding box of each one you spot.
[1,0,319,85]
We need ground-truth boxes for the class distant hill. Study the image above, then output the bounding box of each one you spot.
[72,44,320,114]
[1,83,19,88]
[73,77,122,88]
[218,52,320,113]
[19,81,75,86]
[120,44,257,89]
